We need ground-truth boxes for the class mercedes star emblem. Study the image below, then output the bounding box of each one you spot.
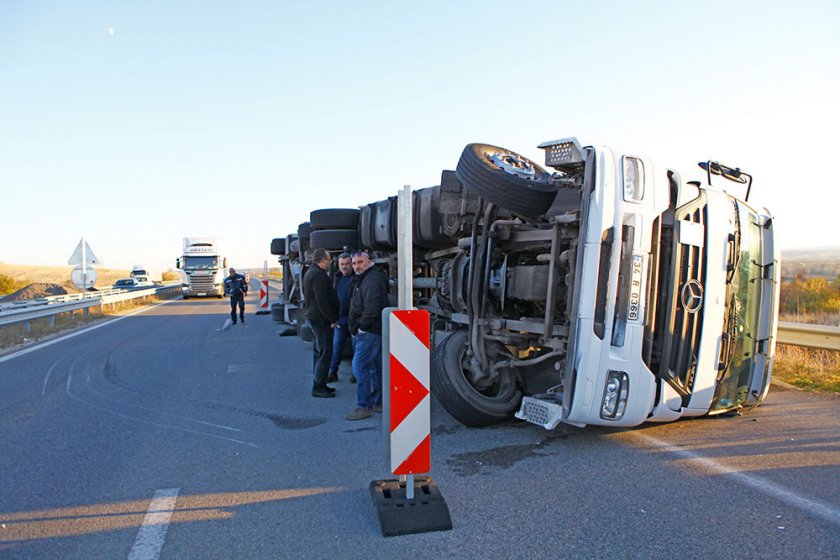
[680,280,704,313]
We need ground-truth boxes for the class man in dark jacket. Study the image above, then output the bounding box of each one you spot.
[346,251,389,420]
[303,248,340,398]
[327,252,354,384]
[224,268,249,324]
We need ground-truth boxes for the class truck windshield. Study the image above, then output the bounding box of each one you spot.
[711,201,763,412]
[183,256,219,270]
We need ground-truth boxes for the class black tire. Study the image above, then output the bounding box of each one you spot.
[455,143,558,217]
[298,222,311,253]
[298,222,311,240]
[310,229,360,250]
[270,238,286,255]
[309,208,360,231]
[359,204,375,250]
[431,330,523,426]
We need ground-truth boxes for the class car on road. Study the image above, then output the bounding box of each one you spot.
[113,278,139,289]
[133,275,154,287]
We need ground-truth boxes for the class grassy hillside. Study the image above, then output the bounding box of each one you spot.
[0,263,131,294]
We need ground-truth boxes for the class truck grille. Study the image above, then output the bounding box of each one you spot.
[644,195,707,399]
[189,275,216,291]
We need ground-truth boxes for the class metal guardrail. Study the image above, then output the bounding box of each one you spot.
[0,283,183,329]
[777,322,840,351]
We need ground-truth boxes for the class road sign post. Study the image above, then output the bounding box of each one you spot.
[370,185,452,537]
[68,238,99,290]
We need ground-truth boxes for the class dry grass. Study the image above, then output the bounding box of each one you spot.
[773,344,840,393]
[0,295,171,352]
[0,263,131,293]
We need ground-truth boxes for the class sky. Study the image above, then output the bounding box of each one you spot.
[1,0,838,274]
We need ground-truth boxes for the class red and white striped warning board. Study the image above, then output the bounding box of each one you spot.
[259,280,269,310]
[389,310,430,475]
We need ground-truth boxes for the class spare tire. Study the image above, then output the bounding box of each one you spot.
[270,238,286,255]
[455,143,558,218]
[310,229,360,251]
[310,209,360,231]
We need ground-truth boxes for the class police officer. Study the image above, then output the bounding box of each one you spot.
[224,267,249,324]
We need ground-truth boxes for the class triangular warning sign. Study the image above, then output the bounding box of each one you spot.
[67,238,99,266]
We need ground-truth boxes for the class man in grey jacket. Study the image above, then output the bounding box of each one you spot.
[346,251,389,420]
[303,249,339,398]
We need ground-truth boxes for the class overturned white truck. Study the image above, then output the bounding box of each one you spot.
[271,137,780,429]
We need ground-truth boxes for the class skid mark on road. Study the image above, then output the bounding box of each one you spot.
[101,358,325,431]
[64,358,261,448]
[632,432,840,527]
[41,356,69,396]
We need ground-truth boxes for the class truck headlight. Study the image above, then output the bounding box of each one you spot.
[601,371,629,419]
[622,157,645,202]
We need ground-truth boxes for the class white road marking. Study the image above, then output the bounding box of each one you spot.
[633,432,840,527]
[128,488,180,560]
[0,299,177,365]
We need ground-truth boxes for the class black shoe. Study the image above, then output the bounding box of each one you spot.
[232,320,237,324]
[326,373,338,383]
[323,385,336,393]
[240,316,245,323]
[349,375,357,384]
[311,388,335,398]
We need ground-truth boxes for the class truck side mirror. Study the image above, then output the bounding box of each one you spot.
[176,258,181,269]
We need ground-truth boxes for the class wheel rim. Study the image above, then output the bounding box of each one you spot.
[454,337,520,402]
[485,150,538,181]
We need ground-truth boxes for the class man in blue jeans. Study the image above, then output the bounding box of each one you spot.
[327,253,355,384]
[346,251,388,420]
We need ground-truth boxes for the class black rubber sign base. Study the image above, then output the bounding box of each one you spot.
[370,476,453,537]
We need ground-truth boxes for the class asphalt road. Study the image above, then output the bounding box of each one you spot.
[0,293,838,559]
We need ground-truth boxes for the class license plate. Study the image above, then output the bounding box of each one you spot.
[627,254,643,322]
[198,292,206,296]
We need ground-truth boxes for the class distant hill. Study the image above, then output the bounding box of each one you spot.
[781,247,840,281]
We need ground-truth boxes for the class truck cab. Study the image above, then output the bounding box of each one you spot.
[177,237,227,298]
[274,136,780,430]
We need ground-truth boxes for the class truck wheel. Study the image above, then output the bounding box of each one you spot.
[309,209,360,231]
[287,236,300,256]
[359,205,375,250]
[431,330,523,426]
[455,143,558,217]
[270,238,286,255]
[298,222,311,253]
[310,229,360,251]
